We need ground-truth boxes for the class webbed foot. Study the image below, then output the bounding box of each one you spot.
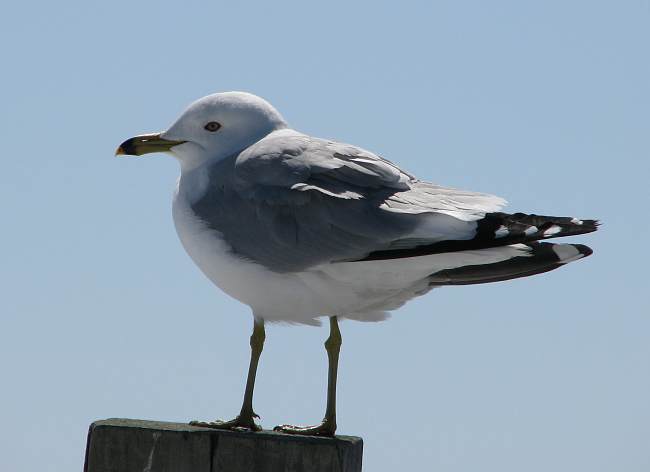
[190,412,261,432]
[273,419,336,437]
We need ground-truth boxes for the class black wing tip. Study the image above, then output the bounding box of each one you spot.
[355,214,600,264]
[578,218,600,233]
[524,241,594,261]
[429,241,594,286]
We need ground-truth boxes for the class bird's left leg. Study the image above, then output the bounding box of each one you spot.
[191,317,265,431]
[274,316,341,436]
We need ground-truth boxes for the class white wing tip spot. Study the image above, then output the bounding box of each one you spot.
[495,225,509,238]
[543,225,562,237]
[524,226,538,236]
[553,244,584,263]
[571,217,584,225]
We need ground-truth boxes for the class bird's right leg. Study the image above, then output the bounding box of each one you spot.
[274,316,341,436]
[191,317,265,431]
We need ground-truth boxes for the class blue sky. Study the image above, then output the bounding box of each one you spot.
[1,1,648,471]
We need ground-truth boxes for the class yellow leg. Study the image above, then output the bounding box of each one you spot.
[191,317,265,431]
[274,316,341,436]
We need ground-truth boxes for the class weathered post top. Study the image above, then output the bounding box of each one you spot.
[84,418,363,472]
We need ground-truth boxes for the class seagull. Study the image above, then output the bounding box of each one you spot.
[116,91,598,436]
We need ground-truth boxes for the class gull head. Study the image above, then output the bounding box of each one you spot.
[116,91,288,170]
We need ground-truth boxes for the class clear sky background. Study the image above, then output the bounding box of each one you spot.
[1,1,648,471]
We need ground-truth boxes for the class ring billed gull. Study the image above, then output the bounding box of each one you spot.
[116,91,598,436]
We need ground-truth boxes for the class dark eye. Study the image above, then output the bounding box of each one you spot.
[204,121,221,132]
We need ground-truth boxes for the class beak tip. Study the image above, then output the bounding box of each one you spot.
[115,146,126,156]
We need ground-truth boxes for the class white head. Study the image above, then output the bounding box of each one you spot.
[116,92,288,170]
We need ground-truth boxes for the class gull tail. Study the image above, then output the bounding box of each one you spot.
[428,242,593,286]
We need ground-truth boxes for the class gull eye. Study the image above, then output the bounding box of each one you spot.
[204,121,221,132]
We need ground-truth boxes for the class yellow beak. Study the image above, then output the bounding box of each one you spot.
[115,133,186,156]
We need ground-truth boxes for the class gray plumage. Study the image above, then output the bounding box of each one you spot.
[189,130,505,272]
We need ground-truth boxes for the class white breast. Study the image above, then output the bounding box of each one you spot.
[173,185,307,322]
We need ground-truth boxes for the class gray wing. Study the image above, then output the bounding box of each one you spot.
[190,130,506,272]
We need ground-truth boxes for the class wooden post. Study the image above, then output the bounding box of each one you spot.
[84,418,363,472]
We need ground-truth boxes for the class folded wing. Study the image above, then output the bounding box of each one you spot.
[190,130,595,273]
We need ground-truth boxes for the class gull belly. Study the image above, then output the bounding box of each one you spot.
[173,181,439,324]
